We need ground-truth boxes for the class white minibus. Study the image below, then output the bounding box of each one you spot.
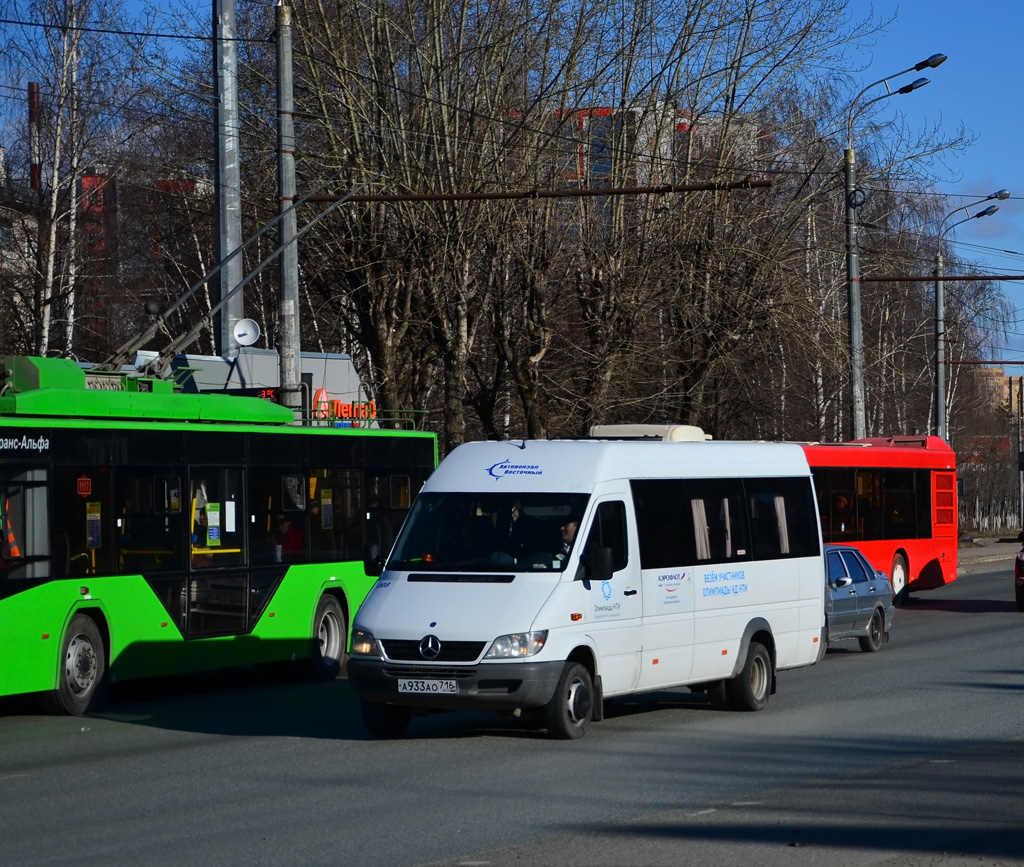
[348,435,825,738]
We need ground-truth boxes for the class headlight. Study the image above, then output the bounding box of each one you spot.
[350,629,380,656]
[484,630,548,659]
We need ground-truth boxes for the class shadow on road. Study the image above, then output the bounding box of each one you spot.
[901,596,1019,614]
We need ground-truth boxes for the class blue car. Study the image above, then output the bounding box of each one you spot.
[821,544,895,656]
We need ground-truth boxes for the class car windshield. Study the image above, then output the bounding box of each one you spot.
[387,491,591,572]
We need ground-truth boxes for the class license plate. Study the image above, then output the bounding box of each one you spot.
[398,678,458,695]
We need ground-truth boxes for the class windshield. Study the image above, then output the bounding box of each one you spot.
[388,492,591,572]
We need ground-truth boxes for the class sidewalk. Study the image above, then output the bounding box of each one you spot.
[957,535,1018,573]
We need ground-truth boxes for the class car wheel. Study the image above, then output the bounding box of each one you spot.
[724,642,772,712]
[360,700,411,738]
[544,662,593,739]
[43,614,106,716]
[309,595,346,680]
[858,608,884,652]
[891,554,909,606]
[1016,587,1024,613]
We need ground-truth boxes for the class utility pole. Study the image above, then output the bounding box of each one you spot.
[214,0,245,356]
[1011,378,1019,532]
[276,0,302,414]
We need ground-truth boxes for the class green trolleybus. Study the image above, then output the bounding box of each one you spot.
[0,356,437,714]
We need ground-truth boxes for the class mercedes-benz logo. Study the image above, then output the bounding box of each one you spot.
[419,634,442,660]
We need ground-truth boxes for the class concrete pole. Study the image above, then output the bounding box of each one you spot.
[845,146,866,440]
[214,0,245,357]
[1018,377,1023,530]
[935,246,946,441]
[276,1,302,414]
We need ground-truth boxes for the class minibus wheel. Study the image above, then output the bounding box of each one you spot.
[724,642,771,712]
[361,700,411,738]
[544,662,593,739]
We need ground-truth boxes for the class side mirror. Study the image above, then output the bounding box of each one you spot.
[831,576,853,589]
[583,546,614,583]
[363,545,384,577]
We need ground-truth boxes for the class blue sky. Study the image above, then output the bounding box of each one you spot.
[846,0,1024,367]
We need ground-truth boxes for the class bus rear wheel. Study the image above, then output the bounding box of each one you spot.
[44,614,106,716]
[309,595,346,680]
[890,554,909,606]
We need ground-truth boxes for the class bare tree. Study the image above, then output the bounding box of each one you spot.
[0,0,162,359]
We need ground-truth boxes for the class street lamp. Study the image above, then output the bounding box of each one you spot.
[934,189,1010,442]
[845,52,946,440]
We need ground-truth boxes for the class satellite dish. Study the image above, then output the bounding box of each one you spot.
[232,318,260,347]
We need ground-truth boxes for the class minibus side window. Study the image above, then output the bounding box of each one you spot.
[631,479,696,569]
[581,501,628,575]
[744,477,821,560]
[685,478,750,565]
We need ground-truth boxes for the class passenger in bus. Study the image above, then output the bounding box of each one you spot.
[307,501,335,560]
[191,510,214,569]
[833,494,854,538]
[274,514,303,563]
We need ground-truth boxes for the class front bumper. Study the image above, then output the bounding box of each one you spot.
[347,657,565,711]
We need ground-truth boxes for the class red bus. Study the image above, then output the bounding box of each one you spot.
[801,437,958,603]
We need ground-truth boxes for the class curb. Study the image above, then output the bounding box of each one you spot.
[957,551,1010,574]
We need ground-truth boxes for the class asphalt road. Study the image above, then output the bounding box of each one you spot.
[1,547,1022,867]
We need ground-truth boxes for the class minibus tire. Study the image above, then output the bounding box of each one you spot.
[858,609,884,652]
[707,680,730,710]
[44,614,106,716]
[309,595,346,680]
[724,642,771,712]
[361,700,411,738]
[544,662,593,739]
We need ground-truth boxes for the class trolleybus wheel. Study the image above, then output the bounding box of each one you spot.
[310,595,346,680]
[45,614,106,716]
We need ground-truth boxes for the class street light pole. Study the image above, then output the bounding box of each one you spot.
[934,190,1009,442]
[845,53,945,441]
